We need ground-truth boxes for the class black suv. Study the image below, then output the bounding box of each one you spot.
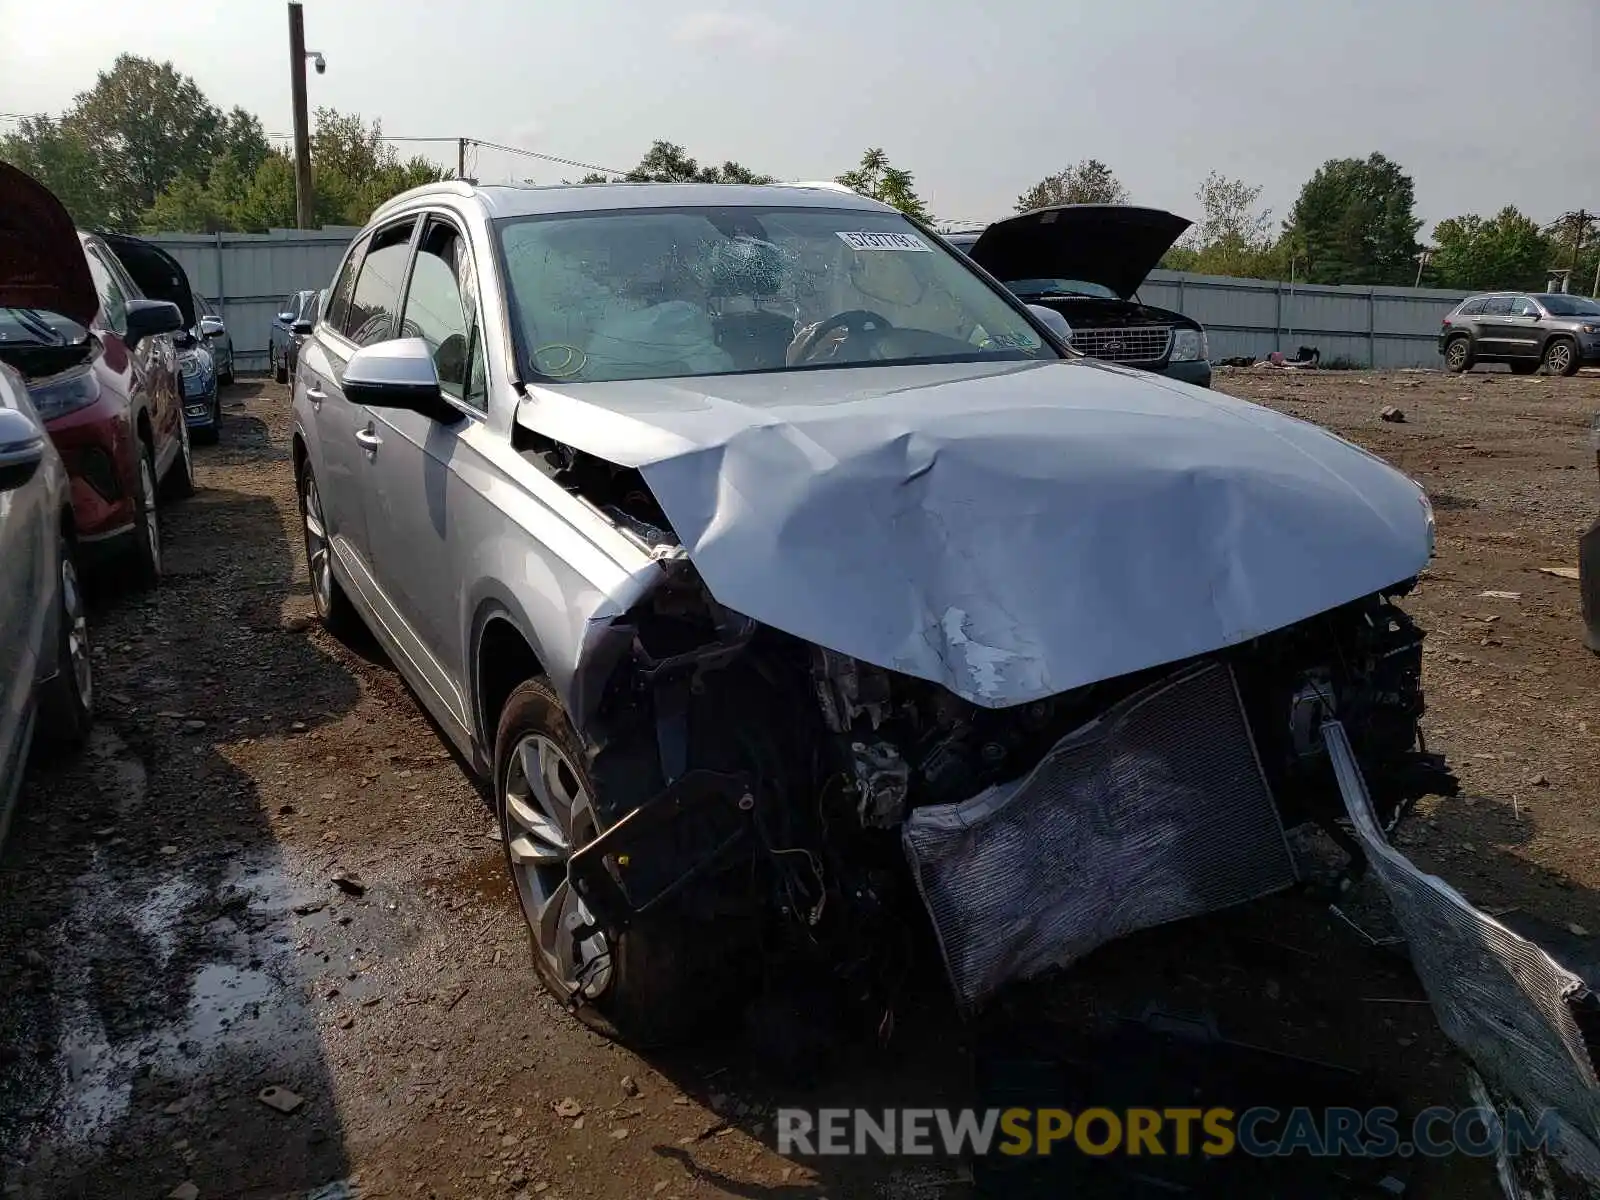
[1439,291,1600,376]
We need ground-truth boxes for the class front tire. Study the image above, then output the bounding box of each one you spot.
[163,415,195,499]
[494,678,714,1047]
[299,462,361,639]
[1542,337,1580,377]
[128,436,162,589]
[1444,336,1473,373]
[37,532,92,752]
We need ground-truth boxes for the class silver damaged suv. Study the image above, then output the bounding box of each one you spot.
[293,181,1444,1044]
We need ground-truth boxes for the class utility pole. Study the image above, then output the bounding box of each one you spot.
[458,137,467,181]
[288,2,314,229]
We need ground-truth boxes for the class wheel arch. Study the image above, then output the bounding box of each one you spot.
[470,597,549,763]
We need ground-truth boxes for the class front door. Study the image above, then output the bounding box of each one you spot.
[359,214,490,728]
[1503,296,1545,362]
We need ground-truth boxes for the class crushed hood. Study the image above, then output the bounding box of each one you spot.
[0,161,97,328]
[966,206,1191,300]
[519,358,1432,708]
[99,233,196,330]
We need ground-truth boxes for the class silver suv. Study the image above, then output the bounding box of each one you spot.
[293,181,1438,1043]
[1439,291,1600,376]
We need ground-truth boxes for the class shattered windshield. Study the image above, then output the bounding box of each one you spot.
[495,205,1057,383]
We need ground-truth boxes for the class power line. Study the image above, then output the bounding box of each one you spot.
[462,139,624,177]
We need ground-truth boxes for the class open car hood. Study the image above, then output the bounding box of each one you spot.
[98,233,196,329]
[518,359,1432,707]
[966,206,1192,300]
[0,162,97,328]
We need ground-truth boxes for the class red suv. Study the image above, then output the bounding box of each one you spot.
[0,164,195,587]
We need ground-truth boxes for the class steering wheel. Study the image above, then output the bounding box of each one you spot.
[790,309,895,364]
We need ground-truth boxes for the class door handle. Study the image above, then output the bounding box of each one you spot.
[305,383,325,409]
[355,426,383,454]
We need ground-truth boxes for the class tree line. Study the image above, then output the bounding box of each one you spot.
[4,55,1592,295]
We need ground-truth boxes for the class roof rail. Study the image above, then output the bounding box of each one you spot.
[787,180,861,196]
[369,178,477,222]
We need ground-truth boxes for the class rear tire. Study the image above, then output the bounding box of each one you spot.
[128,436,162,590]
[37,532,92,752]
[1444,336,1473,373]
[494,678,721,1048]
[298,462,362,639]
[1542,337,1580,377]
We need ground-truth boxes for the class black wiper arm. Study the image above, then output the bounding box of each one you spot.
[5,308,66,347]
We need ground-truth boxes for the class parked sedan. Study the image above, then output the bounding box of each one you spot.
[0,163,193,589]
[294,181,1439,1045]
[945,205,1212,387]
[269,289,320,384]
[178,331,220,444]
[196,294,234,384]
[0,359,93,846]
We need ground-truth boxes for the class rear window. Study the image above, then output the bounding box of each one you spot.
[1457,298,1485,315]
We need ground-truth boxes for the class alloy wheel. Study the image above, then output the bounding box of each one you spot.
[1546,342,1573,375]
[1447,341,1467,369]
[302,473,333,616]
[60,554,91,710]
[139,454,160,574]
[503,733,612,998]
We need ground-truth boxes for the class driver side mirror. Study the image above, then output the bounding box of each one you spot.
[124,298,185,349]
[1026,304,1074,346]
[200,315,226,338]
[343,337,461,423]
[291,319,314,336]
[0,409,46,492]
[277,311,297,324]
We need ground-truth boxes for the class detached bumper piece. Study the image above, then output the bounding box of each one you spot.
[902,661,1297,1011]
[1324,720,1600,1184]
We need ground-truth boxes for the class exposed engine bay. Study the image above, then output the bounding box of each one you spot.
[538,437,1447,1025]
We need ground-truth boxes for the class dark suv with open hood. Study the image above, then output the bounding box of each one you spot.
[0,163,194,588]
[946,205,1211,388]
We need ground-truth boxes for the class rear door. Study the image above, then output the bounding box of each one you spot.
[303,218,417,595]
[1475,295,1515,356]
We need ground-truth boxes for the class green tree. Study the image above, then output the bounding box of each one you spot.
[1014,159,1129,212]
[1283,153,1423,285]
[622,140,772,184]
[1428,207,1552,291]
[64,54,223,229]
[215,107,271,179]
[836,148,931,221]
[0,117,114,228]
[140,171,227,233]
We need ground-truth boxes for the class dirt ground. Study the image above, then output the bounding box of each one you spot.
[2,367,1598,1200]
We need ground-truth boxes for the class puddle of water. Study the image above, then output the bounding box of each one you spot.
[130,876,202,968]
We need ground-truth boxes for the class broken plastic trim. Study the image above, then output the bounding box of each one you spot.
[1324,720,1600,1184]
[566,769,754,935]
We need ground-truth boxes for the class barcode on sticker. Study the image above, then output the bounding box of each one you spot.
[836,231,931,252]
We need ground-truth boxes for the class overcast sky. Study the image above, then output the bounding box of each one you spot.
[4,0,1596,234]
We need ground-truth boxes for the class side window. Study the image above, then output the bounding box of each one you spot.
[1481,296,1512,317]
[1458,298,1485,316]
[399,217,486,408]
[341,220,415,347]
[324,234,370,335]
[1510,296,1539,317]
[84,249,129,336]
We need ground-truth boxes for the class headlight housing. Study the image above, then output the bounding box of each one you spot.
[1580,324,1599,335]
[28,365,99,421]
[1170,327,1209,362]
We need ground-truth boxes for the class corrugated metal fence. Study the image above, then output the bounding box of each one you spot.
[149,228,359,372]
[148,228,1468,372]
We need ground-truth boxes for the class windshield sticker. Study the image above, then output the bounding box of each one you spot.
[836,231,931,253]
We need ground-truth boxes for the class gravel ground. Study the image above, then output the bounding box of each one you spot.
[2,368,1597,1200]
